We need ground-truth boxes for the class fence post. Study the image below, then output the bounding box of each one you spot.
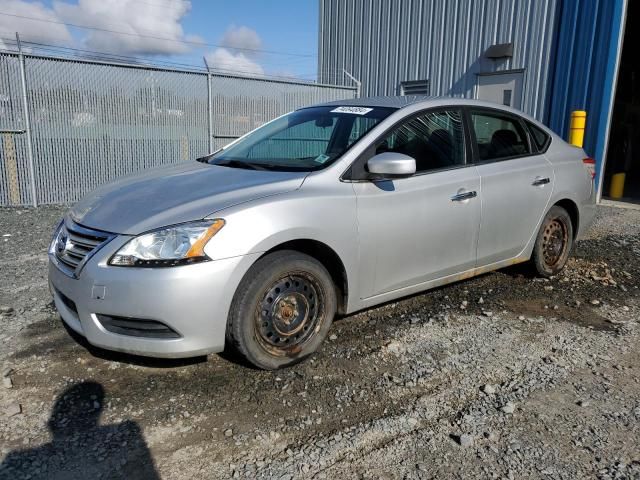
[16,33,38,207]
[343,69,361,98]
[203,57,213,153]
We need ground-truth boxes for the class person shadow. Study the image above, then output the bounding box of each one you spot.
[0,381,160,480]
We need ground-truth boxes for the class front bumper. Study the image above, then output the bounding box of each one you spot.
[48,235,260,358]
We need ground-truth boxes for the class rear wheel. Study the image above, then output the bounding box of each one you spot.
[226,250,336,370]
[531,206,574,277]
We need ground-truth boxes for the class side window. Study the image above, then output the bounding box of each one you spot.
[375,109,465,173]
[471,111,530,161]
[526,121,551,152]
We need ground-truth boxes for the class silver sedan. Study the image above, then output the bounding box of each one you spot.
[48,97,596,369]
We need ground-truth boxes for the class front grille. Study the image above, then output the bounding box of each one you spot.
[96,314,181,339]
[54,222,111,275]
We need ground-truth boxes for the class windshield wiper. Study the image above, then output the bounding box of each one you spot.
[214,159,268,170]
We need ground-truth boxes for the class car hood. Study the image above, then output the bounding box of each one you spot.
[69,162,307,235]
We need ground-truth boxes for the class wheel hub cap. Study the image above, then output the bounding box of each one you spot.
[257,275,320,350]
[273,293,307,334]
[542,219,568,267]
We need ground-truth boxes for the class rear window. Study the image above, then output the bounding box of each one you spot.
[527,121,551,152]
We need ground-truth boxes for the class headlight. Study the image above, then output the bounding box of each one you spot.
[109,219,225,267]
[49,220,64,254]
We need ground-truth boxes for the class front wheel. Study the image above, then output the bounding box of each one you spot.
[531,206,574,277]
[226,250,337,370]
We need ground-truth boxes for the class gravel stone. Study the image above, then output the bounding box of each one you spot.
[458,434,474,447]
[481,384,496,395]
[501,402,516,414]
[5,403,21,416]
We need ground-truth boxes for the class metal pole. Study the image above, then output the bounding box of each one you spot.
[568,110,587,148]
[203,56,213,153]
[16,32,37,207]
[343,69,361,98]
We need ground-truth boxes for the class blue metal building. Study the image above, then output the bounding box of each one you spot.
[319,0,633,201]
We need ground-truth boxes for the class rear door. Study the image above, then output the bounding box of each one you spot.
[469,108,554,266]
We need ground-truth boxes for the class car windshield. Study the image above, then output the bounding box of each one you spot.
[207,106,395,171]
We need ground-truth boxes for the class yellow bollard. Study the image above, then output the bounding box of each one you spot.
[610,172,626,199]
[569,110,587,148]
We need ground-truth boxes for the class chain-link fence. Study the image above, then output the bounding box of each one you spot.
[0,52,356,206]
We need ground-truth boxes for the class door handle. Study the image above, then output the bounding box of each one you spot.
[532,176,550,186]
[451,190,477,202]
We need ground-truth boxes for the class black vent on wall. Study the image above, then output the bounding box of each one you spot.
[400,80,430,96]
[485,42,514,59]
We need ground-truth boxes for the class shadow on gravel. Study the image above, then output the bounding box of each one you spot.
[61,322,208,369]
[0,381,160,480]
[10,318,207,368]
[11,332,74,361]
[500,262,538,279]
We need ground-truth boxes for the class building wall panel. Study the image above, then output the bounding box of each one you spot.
[319,0,559,121]
[547,0,626,190]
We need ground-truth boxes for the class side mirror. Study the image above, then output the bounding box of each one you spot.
[367,152,416,179]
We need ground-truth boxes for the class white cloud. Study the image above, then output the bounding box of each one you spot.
[0,0,198,56]
[205,25,265,76]
[53,0,194,55]
[0,0,73,48]
[220,24,262,53]
[0,2,272,77]
[206,47,264,76]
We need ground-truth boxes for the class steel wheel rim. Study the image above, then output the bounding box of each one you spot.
[542,218,568,268]
[255,273,323,355]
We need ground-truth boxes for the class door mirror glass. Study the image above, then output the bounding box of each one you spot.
[367,152,416,178]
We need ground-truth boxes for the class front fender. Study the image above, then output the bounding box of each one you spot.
[202,184,360,303]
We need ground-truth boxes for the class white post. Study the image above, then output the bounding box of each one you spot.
[343,69,361,98]
[16,32,37,207]
[203,56,213,153]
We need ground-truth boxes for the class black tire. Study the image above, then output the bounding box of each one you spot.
[226,250,337,370]
[531,206,574,277]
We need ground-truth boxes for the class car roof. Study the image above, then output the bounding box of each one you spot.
[312,95,559,135]
[317,95,435,109]
[315,95,531,117]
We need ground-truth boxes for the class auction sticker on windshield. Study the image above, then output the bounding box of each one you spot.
[330,106,373,115]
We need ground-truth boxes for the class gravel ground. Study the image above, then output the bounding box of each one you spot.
[0,205,639,479]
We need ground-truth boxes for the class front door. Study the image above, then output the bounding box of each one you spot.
[469,108,554,266]
[354,108,481,299]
